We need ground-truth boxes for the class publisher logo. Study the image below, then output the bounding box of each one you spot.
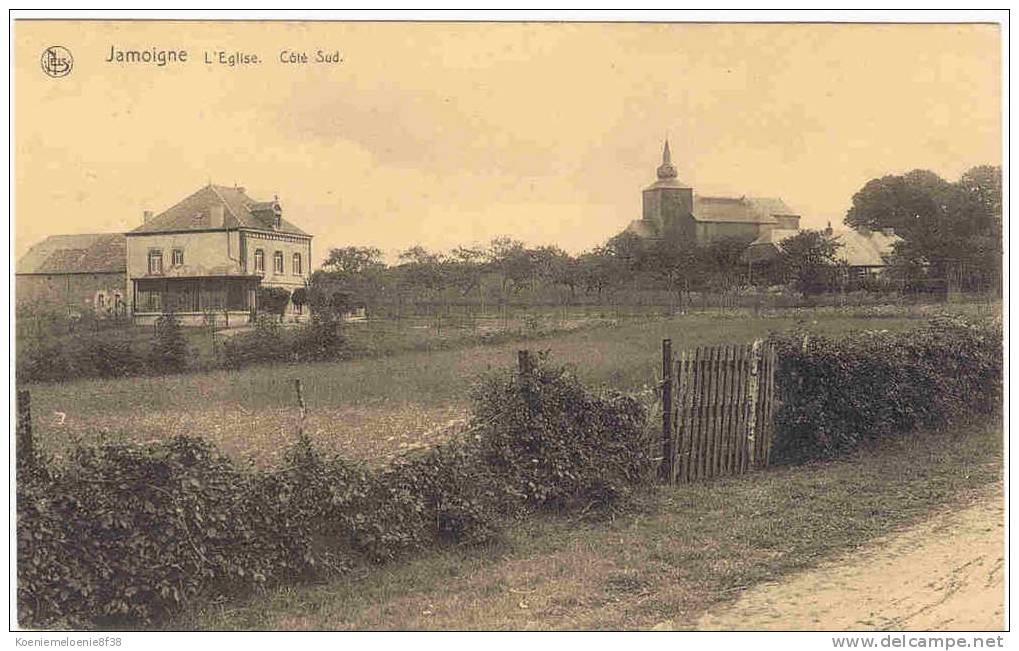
[41,46,73,78]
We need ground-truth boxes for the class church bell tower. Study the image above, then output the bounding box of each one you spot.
[642,140,694,238]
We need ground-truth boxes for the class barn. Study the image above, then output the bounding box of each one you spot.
[16,233,129,317]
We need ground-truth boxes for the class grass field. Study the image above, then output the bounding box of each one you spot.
[174,413,1002,630]
[23,301,998,467]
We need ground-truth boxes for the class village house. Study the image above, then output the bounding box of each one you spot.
[743,222,900,278]
[16,233,128,317]
[626,141,801,245]
[126,184,313,325]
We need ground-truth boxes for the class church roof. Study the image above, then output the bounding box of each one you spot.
[17,233,126,274]
[129,185,310,236]
[692,195,798,224]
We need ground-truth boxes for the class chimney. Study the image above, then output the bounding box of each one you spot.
[143,210,153,224]
[825,221,833,236]
[209,204,225,228]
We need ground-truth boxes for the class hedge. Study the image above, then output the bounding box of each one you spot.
[769,315,1002,463]
[16,315,352,384]
[17,356,654,628]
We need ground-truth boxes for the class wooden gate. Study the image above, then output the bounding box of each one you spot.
[660,339,777,484]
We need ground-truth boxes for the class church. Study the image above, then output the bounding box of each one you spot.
[625,141,801,245]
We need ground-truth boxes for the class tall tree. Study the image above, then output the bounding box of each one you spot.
[845,166,1002,286]
[777,230,843,297]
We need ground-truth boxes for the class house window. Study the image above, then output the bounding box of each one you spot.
[148,250,163,275]
[292,253,302,275]
[273,251,284,274]
[172,249,184,266]
[254,249,265,273]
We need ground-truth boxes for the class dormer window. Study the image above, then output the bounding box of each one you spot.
[272,204,282,230]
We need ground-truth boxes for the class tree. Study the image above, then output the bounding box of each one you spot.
[643,236,697,293]
[149,312,189,374]
[777,230,843,297]
[577,248,616,298]
[317,246,389,309]
[257,286,292,322]
[445,245,488,296]
[321,246,386,276]
[488,237,535,294]
[694,236,755,291]
[291,287,308,311]
[396,245,447,293]
[845,167,1002,289]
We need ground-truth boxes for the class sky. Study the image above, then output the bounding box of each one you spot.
[14,20,1002,262]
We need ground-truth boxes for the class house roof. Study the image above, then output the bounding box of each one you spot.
[749,228,801,246]
[833,229,900,267]
[692,196,797,224]
[129,184,310,236]
[742,228,800,263]
[16,233,127,274]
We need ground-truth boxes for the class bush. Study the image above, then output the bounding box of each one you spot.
[74,337,144,379]
[288,317,349,363]
[218,316,288,369]
[16,340,70,383]
[148,313,189,374]
[257,287,292,322]
[17,355,652,628]
[17,335,144,383]
[470,353,654,510]
[770,316,1002,463]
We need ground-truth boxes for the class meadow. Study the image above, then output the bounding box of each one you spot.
[23,300,998,468]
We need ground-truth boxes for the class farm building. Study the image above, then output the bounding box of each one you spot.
[626,140,801,245]
[828,226,901,276]
[743,223,901,276]
[16,233,128,317]
[126,184,313,325]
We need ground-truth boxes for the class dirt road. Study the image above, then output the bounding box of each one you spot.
[694,485,1005,631]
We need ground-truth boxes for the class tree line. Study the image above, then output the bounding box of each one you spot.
[308,164,1001,312]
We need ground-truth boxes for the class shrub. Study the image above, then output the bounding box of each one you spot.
[148,313,189,374]
[16,340,69,383]
[218,315,288,369]
[470,353,655,510]
[257,287,292,322]
[769,316,1002,463]
[74,337,143,379]
[17,335,144,383]
[288,317,349,363]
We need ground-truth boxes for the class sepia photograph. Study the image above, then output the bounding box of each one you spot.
[9,10,1007,643]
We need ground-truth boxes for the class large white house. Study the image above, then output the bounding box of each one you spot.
[126,184,313,325]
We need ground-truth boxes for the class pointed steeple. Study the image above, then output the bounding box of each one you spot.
[657,139,678,180]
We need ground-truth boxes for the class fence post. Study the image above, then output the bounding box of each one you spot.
[517,350,534,378]
[17,389,34,469]
[745,339,763,468]
[293,378,308,441]
[661,339,674,481]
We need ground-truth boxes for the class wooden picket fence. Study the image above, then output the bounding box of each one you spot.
[660,338,777,484]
